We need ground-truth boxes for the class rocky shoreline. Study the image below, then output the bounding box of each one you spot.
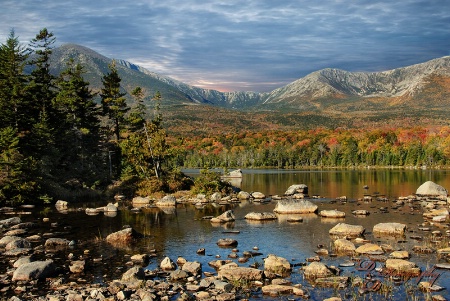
[0,182,449,300]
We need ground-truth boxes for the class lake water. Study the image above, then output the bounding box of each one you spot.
[2,168,450,300]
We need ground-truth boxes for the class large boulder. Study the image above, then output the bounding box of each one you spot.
[274,199,318,214]
[416,181,448,197]
[284,184,308,196]
[210,210,235,223]
[12,260,56,281]
[237,191,251,200]
[373,223,407,236]
[245,212,277,220]
[329,223,365,238]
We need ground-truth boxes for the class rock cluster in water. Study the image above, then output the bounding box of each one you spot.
[0,181,449,300]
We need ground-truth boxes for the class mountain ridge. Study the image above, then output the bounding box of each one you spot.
[48,44,450,131]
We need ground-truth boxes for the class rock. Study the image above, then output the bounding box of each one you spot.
[218,264,263,281]
[12,260,56,281]
[131,254,149,264]
[104,203,118,212]
[373,222,407,236]
[122,266,145,282]
[333,239,356,254]
[0,217,21,228]
[237,191,251,200]
[245,212,277,220]
[69,260,85,273]
[274,199,318,214]
[352,209,370,216]
[182,261,202,276]
[390,250,410,259]
[217,238,238,247]
[44,238,71,249]
[213,280,233,292]
[262,284,296,296]
[423,208,449,219]
[355,243,384,255]
[156,195,177,207]
[210,192,222,202]
[160,257,176,270]
[208,260,234,269]
[416,181,448,197]
[5,238,31,250]
[385,259,421,276]
[215,293,236,301]
[85,208,100,215]
[170,269,189,280]
[106,228,137,245]
[55,200,68,209]
[432,215,448,222]
[319,209,346,218]
[132,196,151,206]
[210,210,235,223]
[251,192,266,199]
[303,262,333,278]
[315,277,349,288]
[264,254,291,276]
[284,184,308,196]
[329,223,365,238]
[13,256,33,268]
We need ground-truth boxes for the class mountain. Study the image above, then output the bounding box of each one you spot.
[48,44,450,132]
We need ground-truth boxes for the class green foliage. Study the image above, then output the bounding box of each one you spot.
[192,169,233,196]
[100,60,130,142]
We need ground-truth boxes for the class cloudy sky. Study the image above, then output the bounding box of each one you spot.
[1,0,450,92]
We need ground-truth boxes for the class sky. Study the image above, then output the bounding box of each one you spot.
[1,0,450,92]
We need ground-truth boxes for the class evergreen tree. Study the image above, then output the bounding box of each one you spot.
[0,29,29,132]
[128,86,146,131]
[100,61,129,142]
[55,59,103,184]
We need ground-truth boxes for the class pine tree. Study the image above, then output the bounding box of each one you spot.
[55,59,103,183]
[0,29,29,132]
[100,61,129,142]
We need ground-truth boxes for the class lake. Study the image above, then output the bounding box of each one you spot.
[2,168,449,300]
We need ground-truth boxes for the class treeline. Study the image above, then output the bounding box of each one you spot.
[0,29,177,205]
[170,127,450,169]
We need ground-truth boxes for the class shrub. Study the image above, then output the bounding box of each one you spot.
[192,169,233,196]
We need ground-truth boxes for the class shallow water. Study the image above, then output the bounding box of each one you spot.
[2,168,450,300]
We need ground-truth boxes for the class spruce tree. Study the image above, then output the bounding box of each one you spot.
[100,60,129,142]
[55,59,103,184]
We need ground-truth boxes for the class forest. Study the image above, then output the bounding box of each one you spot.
[1,28,450,205]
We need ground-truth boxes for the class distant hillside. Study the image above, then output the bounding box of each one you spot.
[48,44,450,133]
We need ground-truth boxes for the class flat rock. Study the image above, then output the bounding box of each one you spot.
[319,209,345,218]
[373,222,407,236]
[218,264,263,281]
[217,238,238,247]
[274,199,318,214]
[355,243,384,255]
[385,259,421,276]
[329,223,365,238]
[245,212,277,220]
[333,239,356,253]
